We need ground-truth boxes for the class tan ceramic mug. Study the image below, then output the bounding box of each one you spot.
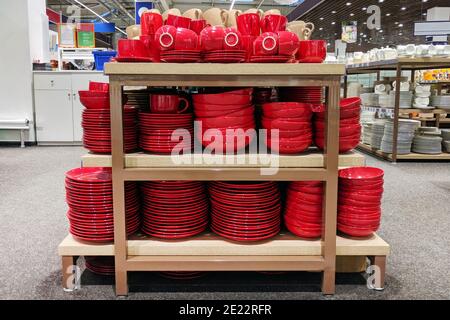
[147,8,161,14]
[203,7,228,26]
[162,8,181,21]
[244,8,264,18]
[183,8,202,20]
[226,9,242,27]
[287,21,314,40]
[263,9,281,16]
[126,25,141,39]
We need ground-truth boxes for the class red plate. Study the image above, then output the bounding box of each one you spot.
[115,57,153,62]
[143,212,207,225]
[141,224,207,239]
[161,57,201,63]
[211,181,276,190]
[161,49,201,53]
[337,224,376,237]
[65,167,111,183]
[143,218,208,230]
[285,223,321,239]
[143,204,209,217]
[203,57,245,63]
[142,201,209,213]
[211,225,280,242]
[213,215,280,231]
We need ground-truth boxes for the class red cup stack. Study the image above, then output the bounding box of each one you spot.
[314,97,362,153]
[284,181,324,238]
[209,181,281,242]
[140,181,209,239]
[200,26,246,63]
[338,167,384,237]
[279,86,324,107]
[250,31,299,63]
[261,102,313,154]
[155,25,201,62]
[193,88,255,153]
[65,167,140,243]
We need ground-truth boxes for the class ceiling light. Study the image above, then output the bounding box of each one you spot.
[320,17,324,20]
[401,7,406,10]
[362,7,367,10]
[350,13,354,16]
[395,21,399,25]
[379,29,383,33]
[398,23,404,27]
[399,32,403,36]
[386,13,391,16]
[332,10,336,14]
[319,27,323,30]
[379,0,384,3]
[346,2,352,6]
[423,13,427,16]
[331,22,336,25]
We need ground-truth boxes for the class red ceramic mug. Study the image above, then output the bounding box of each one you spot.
[166,14,191,29]
[117,39,149,58]
[155,26,198,51]
[260,14,287,33]
[200,26,226,51]
[236,13,260,36]
[253,32,278,56]
[223,28,242,50]
[141,12,163,35]
[297,40,327,63]
[150,94,190,114]
[277,31,300,56]
[190,19,207,35]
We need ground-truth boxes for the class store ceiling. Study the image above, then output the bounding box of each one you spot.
[299,0,450,52]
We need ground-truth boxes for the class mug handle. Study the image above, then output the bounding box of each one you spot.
[177,97,190,113]
[305,22,315,33]
[303,28,312,40]
[220,9,228,25]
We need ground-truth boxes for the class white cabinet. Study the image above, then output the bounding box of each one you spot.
[33,72,109,144]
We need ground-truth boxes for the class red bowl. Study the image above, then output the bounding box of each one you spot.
[193,93,252,106]
[339,167,384,181]
[261,118,311,131]
[118,39,149,58]
[89,82,109,92]
[339,197,381,208]
[338,205,381,216]
[80,96,110,109]
[262,102,312,117]
[266,138,311,154]
[197,115,254,128]
[297,40,326,63]
[341,97,361,109]
[339,188,384,197]
[337,224,377,237]
[338,211,381,221]
[285,222,321,239]
[287,191,323,204]
[195,106,254,118]
[339,192,382,203]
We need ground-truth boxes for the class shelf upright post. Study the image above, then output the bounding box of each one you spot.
[392,64,402,163]
[321,79,340,294]
[110,78,128,296]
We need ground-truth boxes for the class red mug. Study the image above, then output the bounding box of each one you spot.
[253,32,278,56]
[141,12,163,35]
[223,27,242,50]
[277,31,300,56]
[166,14,191,29]
[200,26,226,51]
[236,13,260,36]
[297,40,327,63]
[241,35,256,61]
[260,14,287,33]
[190,19,207,35]
[117,39,149,58]
[140,35,161,62]
[150,94,190,114]
[155,26,198,51]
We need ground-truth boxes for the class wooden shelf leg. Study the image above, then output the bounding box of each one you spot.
[115,269,128,296]
[322,268,336,295]
[62,256,78,292]
[368,255,386,291]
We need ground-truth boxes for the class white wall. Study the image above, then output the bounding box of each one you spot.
[27,0,49,63]
[0,0,35,142]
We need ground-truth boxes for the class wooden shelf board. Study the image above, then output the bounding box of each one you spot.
[358,143,450,161]
[104,63,346,76]
[58,233,390,257]
[81,151,366,169]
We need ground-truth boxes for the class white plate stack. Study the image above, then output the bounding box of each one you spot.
[412,134,443,154]
[413,85,432,109]
[381,91,413,109]
[360,93,379,107]
[380,119,420,154]
[370,121,386,149]
[431,95,450,111]
[362,123,373,145]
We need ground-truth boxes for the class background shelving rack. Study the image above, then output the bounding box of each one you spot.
[345,57,450,162]
[59,63,391,296]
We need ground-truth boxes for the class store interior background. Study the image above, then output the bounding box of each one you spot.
[0,0,450,299]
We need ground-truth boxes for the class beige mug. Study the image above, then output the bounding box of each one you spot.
[162,8,181,21]
[126,25,141,39]
[263,9,281,16]
[287,21,314,40]
[244,8,264,18]
[203,7,228,26]
[147,8,161,14]
[183,8,202,20]
[226,9,242,27]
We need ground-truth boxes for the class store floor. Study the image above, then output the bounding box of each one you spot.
[1,146,449,300]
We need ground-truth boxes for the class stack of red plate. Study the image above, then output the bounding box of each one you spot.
[160,49,202,63]
[85,257,115,276]
[140,181,209,239]
[249,55,294,63]
[65,167,140,243]
[193,89,255,153]
[209,181,281,242]
[261,102,313,154]
[314,97,362,153]
[284,181,323,238]
[159,272,205,280]
[279,87,323,106]
[203,50,246,63]
[138,112,194,154]
[82,106,139,153]
[338,167,384,237]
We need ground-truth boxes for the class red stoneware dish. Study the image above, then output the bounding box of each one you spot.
[285,223,321,239]
[339,167,384,182]
[89,82,109,92]
[65,167,111,183]
[262,102,313,119]
[193,93,252,106]
[80,96,110,109]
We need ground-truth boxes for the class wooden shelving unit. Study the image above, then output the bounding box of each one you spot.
[358,143,450,161]
[346,57,450,162]
[59,62,390,296]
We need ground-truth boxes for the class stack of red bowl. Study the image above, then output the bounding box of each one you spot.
[261,102,313,154]
[209,181,281,242]
[279,87,323,107]
[155,25,201,62]
[85,257,115,276]
[138,112,194,154]
[338,167,384,237]
[140,181,209,239]
[193,89,255,153]
[314,97,362,153]
[65,167,140,243]
[82,106,139,154]
[284,181,323,238]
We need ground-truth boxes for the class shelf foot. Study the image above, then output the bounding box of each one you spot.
[321,269,336,295]
[62,256,80,292]
[115,269,129,296]
[367,255,386,291]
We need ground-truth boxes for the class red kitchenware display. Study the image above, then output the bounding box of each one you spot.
[150,93,190,114]
[141,11,164,35]
[208,181,281,242]
[64,167,140,243]
[337,167,384,237]
[297,40,327,63]
[236,13,260,36]
[140,181,209,239]
[166,14,191,29]
[260,14,287,33]
[117,39,150,60]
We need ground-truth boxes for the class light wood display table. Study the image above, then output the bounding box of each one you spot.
[59,62,389,296]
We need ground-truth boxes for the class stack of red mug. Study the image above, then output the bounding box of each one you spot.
[140,11,164,62]
[200,26,246,63]
[139,92,194,154]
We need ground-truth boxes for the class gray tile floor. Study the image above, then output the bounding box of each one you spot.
[0,146,449,300]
